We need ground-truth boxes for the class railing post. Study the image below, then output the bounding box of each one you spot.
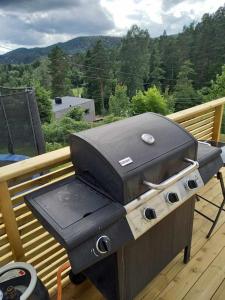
[0,181,25,261]
[212,104,224,142]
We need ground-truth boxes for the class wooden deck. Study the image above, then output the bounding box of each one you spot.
[53,169,225,300]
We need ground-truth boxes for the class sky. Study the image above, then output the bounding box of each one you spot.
[0,0,224,54]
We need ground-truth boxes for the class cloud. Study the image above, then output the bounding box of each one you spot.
[0,0,114,47]
[0,0,224,53]
[0,0,83,12]
[162,0,187,10]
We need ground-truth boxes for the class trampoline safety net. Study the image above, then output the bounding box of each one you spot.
[0,87,45,157]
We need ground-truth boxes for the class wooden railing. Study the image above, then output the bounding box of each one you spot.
[0,97,225,297]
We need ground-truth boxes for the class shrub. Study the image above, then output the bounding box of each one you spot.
[43,116,92,145]
[131,86,169,115]
[66,106,84,121]
[109,84,130,116]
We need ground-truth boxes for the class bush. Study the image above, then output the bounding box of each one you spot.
[66,106,84,121]
[45,142,63,152]
[43,116,92,145]
[97,114,125,125]
[131,86,169,115]
[109,84,130,116]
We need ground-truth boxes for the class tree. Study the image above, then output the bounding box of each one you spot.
[131,86,168,115]
[34,82,52,123]
[42,116,92,145]
[109,84,130,116]
[119,25,150,97]
[203,65,225,132]
[149,43,165,89]
[84,40,112,114]
[204,65,225,100]
[48,46,70,97]
[173,60,202,111]
[32,58,52,90]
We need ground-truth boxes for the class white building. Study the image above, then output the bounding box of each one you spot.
[52,96,95,122]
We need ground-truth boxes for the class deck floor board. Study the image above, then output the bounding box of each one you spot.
[51,173,225,300]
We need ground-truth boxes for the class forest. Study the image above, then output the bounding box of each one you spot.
[0,5,225,150]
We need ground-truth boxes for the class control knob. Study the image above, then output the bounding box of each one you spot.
[186,179,198,190]
[166,192,179,204]
[96,236,111,254]
[143,208,157,220]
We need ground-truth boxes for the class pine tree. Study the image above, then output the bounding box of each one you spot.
[173,60,201,111]
[84,40,112,114]
[149,43,165,90]
[48,46,70,97]
[119,25,150,97]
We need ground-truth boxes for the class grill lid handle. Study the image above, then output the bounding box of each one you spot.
[143,158,199,191]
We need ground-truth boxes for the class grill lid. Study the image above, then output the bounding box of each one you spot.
[70,113,198,204]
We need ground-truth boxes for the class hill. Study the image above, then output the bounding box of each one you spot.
[0,36,122,64]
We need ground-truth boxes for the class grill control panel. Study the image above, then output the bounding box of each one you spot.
[126,169,204,240]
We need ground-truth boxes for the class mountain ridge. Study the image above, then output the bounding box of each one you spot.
[0,35,122,64]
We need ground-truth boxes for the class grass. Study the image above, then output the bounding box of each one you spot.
[72,88,84,97]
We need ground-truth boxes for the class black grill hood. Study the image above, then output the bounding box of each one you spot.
[70,113,198,205]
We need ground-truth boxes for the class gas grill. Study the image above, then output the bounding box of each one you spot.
[25,113,223,300]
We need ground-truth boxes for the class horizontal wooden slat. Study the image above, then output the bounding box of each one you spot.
[21,226,46,244]
[0,234,9,247]
[25,238,57,261]
[28,243,63,266]
[0,252,13,267]
[11,173,74,207]
[38,255,68,280]
[0,242,11,256]
[35,248,66,272]
[23,232,52,252]
[0,147,70,183]
[195,127,214,139]
[19,219,40,236]
[200,133,213,141]
[184,116,214,132]
[180,111,215,128]
[14,203,29,218]
[190,122,214,136]
[168,97,225,122]
[16,211,35,228]
[9,164,74,197]
[0,223,6,236]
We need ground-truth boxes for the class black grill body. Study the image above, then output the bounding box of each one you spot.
[70,113,198,204]
[24,113,223,300]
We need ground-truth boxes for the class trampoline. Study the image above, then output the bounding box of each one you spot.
[0,86,45,167]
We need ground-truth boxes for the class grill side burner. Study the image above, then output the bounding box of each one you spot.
[70,113,198,205]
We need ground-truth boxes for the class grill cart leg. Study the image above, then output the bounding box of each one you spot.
[183,245,191,264]
[206,172,225,238]
[195,171,225,238]
[69,271,86,285]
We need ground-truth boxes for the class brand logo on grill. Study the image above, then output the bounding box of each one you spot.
[119,157,133,167]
